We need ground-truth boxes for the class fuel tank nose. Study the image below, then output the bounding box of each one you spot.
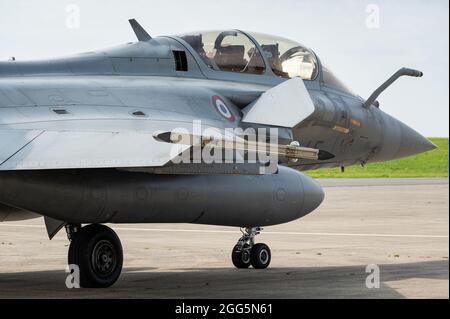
[300,174,325,216]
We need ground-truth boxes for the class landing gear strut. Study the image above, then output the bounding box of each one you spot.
[231,227,271,269]
[67,224,123,288]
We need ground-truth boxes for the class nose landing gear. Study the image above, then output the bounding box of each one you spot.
[66,224,123,288]
[231,227,271,269]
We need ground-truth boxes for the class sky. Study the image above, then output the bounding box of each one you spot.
[0,0,448,137]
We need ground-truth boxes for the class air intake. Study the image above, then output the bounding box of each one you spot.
[172,50,188,71]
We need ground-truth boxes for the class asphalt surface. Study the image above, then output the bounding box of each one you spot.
[0,178,448,298]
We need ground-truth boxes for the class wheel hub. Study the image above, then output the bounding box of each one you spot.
[242,249,251,264]
[92,240,117,276]
[259,249,269,264]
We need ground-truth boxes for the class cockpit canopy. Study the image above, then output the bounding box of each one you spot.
[178,30,353,95]
[250,32,318,80]
[179,30,318,81]
[180,30,266,75]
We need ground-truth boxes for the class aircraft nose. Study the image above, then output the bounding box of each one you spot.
[301,175,325,215]
[395,122,437,159]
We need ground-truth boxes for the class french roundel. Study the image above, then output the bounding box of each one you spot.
[212,95,235,122]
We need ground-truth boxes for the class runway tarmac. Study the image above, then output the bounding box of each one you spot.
[0,178,448,298]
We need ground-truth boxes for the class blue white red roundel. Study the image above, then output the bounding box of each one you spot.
[212,95,235,122]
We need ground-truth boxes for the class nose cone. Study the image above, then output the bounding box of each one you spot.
[369,111,438,163]
[395,122,437,159]
[301,175,325,216]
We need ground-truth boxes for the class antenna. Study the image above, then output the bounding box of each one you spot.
[128,19,152,41]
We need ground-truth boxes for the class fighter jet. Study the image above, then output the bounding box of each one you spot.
[0,20,435,287]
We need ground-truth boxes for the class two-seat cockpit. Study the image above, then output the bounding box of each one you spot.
[178,30,319,81]
[177,30,353,95]
[176,30,356,97]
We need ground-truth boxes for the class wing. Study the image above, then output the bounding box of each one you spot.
[0,129,189,170]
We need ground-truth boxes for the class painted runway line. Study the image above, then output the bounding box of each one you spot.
[0,223,447,239]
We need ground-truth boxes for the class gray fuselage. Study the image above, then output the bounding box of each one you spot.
[0,32,435,226]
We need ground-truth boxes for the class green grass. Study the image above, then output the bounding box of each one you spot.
[306,138,448,178]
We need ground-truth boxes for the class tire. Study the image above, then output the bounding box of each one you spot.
[250,243,271,269]
[231,244,251,269]
[68,224,123,288]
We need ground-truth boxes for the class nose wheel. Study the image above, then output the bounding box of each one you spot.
[231,227,271,269]
[67,224,123,288]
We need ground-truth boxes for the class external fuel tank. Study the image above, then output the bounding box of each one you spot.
[0,166,324,227]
